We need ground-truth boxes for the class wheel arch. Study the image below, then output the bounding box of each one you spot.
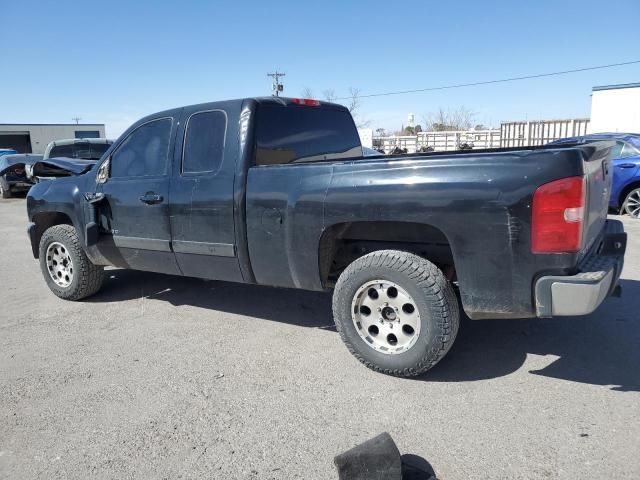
[618,180,640,210]
[318,220,456,288]
[30,211,74,258]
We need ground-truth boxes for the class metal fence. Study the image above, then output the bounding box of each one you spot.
[374,129,501,153]
[499,119,590,147]
[373,118,590,153]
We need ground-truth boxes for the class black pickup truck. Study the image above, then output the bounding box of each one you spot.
[21,97,626,376]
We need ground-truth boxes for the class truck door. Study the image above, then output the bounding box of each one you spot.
[168,106,243,281]
[95,117,181,275]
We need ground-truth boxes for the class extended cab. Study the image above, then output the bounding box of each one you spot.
[23,97,627,376]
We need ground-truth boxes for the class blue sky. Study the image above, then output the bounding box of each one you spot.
[2,0,639,137]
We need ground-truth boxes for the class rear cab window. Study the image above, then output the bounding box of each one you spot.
[255,104,362,166]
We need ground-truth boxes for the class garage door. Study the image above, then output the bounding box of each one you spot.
[0,133,32,153]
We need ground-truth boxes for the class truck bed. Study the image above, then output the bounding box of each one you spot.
[246,142,613,319]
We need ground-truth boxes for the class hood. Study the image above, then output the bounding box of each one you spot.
[0,154,44,176]
[31,157,98,177]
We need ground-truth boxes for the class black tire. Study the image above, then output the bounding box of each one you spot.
[332,250,460,377]
[39,224,104,300]
[0,176,12,199]
[621,188,640,218]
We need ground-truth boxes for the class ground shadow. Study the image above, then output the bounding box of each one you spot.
[3,190,28,200]
[426,279,640,391]
[401,454,437,479]
[88,270,640,391]
[90,268,335,330]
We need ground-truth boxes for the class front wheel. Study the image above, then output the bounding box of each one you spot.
[332,250,460,377]
[39,224,104,300]
[622,188,640,218]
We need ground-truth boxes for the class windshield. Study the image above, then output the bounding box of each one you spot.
[48,142,110,160]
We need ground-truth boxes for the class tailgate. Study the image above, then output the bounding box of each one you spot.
[580,141,614,256]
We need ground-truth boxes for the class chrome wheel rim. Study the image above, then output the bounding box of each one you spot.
[46,242,74,288]
[625,190,640,218]
[351,280,421,355]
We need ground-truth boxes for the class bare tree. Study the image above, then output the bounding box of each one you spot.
[346,87,360,113]
[322,89,337,102]
[300,86,370,128]
[422,106,475,132]
[346,87,370,128]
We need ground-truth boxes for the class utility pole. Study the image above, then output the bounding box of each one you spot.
[267,71,285,97]
[72,116,81,124]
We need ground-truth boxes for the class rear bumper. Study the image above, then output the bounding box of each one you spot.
[8,180,32,190]
[535,220,626,317]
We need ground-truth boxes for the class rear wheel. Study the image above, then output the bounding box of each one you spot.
[332,250,460,377]
[622,188,640,218]
[39,224,104,300]
[0,176,12,199]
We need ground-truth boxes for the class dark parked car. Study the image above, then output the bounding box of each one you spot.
[0,154,42,198]
[16,97,626,376]
[548,133,640,217]
[0,148,31,198]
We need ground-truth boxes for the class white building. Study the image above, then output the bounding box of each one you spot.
[588,83,640,134]
[0,123,106,154]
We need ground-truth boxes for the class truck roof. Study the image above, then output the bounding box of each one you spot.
[141,97,349,120]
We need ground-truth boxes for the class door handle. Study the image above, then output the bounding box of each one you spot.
[139,192,163,204]
[616,163,636,169]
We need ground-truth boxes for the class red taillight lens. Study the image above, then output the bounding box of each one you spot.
[292,98,320,106]
[531,176,586,253]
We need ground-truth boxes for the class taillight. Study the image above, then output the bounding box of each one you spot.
[292,98,321,106]
[531,176,586,253]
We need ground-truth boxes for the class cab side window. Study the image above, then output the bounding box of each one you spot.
[111,118,172,178]
[182,110,227,174]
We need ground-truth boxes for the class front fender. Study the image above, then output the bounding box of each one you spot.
[27,177,91,258]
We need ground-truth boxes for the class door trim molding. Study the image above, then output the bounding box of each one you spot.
[172,240,236,257]
[112,235,172,252]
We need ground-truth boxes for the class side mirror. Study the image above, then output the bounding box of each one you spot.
[96,158,110,184]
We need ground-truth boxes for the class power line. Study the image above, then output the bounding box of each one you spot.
[334,60,640,100]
